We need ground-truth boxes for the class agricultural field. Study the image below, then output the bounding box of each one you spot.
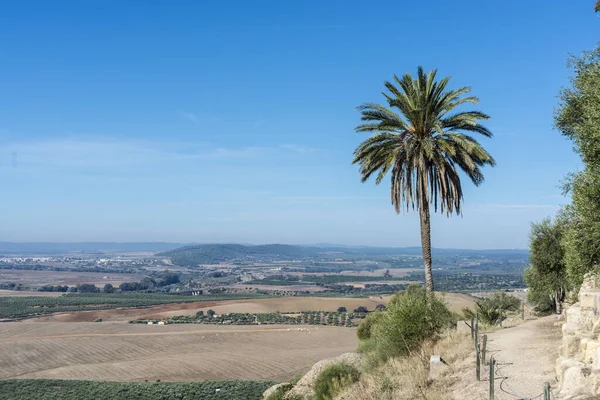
[0,269,145,287]
[0,292,274,319]
[0,379,275,400]
[135,310,366,327]
[0,290,65,297]
[2,292,474,322]
[0,321,357,382]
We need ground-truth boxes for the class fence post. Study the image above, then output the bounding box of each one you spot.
[521,303,525,320]
[544,382,551,400]
[475,314,479,343]
[489,356,495,400]
[482,334,487,365]
[471,316,475,341]
[476,342,481,381]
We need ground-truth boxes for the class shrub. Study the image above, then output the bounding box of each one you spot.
[314,363,360,400]
[337,306,347,313]
[359,285,454,364]
[265,383,293,400]
[356,311,385,340]
[463,292,522,325]
[354,306,368,313]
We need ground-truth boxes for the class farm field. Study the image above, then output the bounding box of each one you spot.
[32,293,475,322]
[0,290,65,297]
[0,320,357,382]
[0,269,145,287]
[228,283,327,292]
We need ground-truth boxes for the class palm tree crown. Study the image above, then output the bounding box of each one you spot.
[353,67,495,215]
[352,67,495,293]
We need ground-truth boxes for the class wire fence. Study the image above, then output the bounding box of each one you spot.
[469,314,552,400]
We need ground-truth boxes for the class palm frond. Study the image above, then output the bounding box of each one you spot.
[353,66,495,216]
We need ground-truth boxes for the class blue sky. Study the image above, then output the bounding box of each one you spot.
[0,1,598,248]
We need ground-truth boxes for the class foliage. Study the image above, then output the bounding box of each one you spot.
[463,292,521,325]
[0,379,276,400]
[354,306,368,313]
[358,285,454,364]
[525,217,569,312]
[207,309,216,317]
[265,383,293,400]
[555,46,600,288]
[314,363,361,400]
[352,67,495,292]
[356,311,385,340]
[103,283,114,294]
[135,310,365,328]
[337,306,347,312]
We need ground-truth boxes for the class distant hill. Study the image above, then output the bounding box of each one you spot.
[157,243,528,266]
[157,244,325,265]
[0,242,191,255]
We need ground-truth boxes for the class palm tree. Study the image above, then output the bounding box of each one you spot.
[352,67,495,293]
[595,0,600,12]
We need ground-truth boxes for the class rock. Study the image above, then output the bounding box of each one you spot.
[560,365,595,400]
[428,355,450,380]
[284,353,362,400]
[557,274,600,399]
[262,383,293,399]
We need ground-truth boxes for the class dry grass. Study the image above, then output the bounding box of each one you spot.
[336,330,487,400]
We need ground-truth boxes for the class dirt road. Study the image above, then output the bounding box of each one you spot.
[485,315,562,399]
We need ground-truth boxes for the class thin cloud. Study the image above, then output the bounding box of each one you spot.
[474,203,559,210]
[177,110,200,125]
[0,137,321,171]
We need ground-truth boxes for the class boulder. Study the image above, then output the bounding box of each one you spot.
[262,383,293,400]
[284,353,362,400]
[428,355,450,380]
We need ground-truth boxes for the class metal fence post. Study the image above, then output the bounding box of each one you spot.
[471,316,475,341]
[482,334,487,365]
[489,356,495,400]
[476,342,481,381]
[544,382,551,400]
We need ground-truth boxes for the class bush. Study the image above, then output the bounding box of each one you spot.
[356,312,385,340]
[265,383,293,400]
[358,285,454,364]
[354,306,368,313]
[463,292,522,325]
[337,306,347,313]
[314,363,360,400]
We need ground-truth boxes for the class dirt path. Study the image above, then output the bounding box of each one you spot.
[484,315,562,399]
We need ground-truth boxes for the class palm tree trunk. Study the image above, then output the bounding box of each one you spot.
[419,203,434,293]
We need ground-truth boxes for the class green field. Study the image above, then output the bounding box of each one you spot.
[0,292,276,319]
[0,379,275,400]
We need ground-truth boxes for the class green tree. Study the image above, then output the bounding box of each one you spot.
[337,306,347,313]
[525,217,569,314]
[352,67,495,293]
[207,309,216,317]
[103,283,115,294]
[555,46,600,288]
[358,285,454,364]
